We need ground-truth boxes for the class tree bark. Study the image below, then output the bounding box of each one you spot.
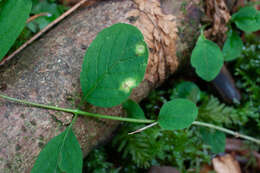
[0,0,205,172]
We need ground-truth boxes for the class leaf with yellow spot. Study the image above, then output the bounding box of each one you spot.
[80,23,149,107]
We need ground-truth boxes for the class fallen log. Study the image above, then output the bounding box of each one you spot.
[0,0,233,172]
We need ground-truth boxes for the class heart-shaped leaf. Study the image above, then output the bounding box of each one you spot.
[31,127,83,173]
[231,6,260,33]
[158,99,198,130]
[223,29,243,61]
[191,32,224,81]
[0,0,32,61]
[123,99,146,120]
[80,23,148,107]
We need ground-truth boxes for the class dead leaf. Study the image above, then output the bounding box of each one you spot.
[204,0,231,44]
[213,154,241,173]
[200,164,214,173]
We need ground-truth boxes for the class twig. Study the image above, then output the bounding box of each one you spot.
[128,122,158,135]
[26,13,51,23]
[0,0,91,66]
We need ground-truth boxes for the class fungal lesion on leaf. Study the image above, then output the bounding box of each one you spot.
[119,77,137,93]
[135,42,146,56]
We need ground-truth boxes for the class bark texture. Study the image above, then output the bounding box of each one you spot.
[0,0,204,172]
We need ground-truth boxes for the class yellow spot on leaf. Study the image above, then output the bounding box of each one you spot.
[119,78,137,93]
[135,42,146,56]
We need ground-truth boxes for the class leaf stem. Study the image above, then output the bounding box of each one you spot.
[192,121,260,144]
[1,93,260,144]
[0,93,155,124]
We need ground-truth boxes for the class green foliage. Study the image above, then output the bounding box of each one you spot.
[235,37,260,107]
[113,125,165,169]
[80,23,148,107]
[223,29,243,61]
[123,99,146,120]
[30,23,149,173]
[200,128,226,154]
[84,70,260,172]
[170,81,201,103]
[198,95,240,126]
[161,129,211,172]
[231,6,260,33]
[170,81,243,154]
[191,5,259,79]
[142,89,168,120]
[112,124,210,171]
[170,81,244,127]
[31,126,83,173]
[84,148,120,173]
[0,3,258,170]
[234,35,260,130]
[28,0,67,33]
[0,0,32,61]
[158,99,198,130]
[191,31,224,81]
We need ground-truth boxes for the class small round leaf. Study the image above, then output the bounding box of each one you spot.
[191,32,224,81]
[231,6,260,33]
[158,99,198,130]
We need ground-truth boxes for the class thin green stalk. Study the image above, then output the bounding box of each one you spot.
[192,121,260,145]
[0,93,154,124]
[75,109,155,123]
[1,93,260,144]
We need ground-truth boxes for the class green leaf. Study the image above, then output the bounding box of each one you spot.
[122,99,146,120]
[80,23,148,107]
[191,32,224,81]
[28,0,65,32]
[170,81,201,103]
[31,127,83,173]
[223,29,243,61]
[231,6,260,33]
[0,0,32,61]
[200,128,226,154]
[158,99,198,130]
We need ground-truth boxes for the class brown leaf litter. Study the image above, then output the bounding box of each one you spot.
[204,0,231,44]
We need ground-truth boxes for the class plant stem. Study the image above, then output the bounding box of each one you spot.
[1,93,260,144]
[76,109,155,123]
[192,121,260,144]
[0,93,155,124]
